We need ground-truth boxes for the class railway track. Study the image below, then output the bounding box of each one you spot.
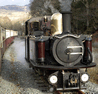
[32,69,86,94]
[32,70,52,93]
[33,70,97,94]
[54,90,85,94]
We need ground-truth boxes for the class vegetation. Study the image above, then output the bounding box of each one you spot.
[87,48,98,84]
[29,0,61,16]
[72,0,98,34]
[30,0,98,34]
[0,5,29,33]
[88,67,98,84]
[0,16,27,33]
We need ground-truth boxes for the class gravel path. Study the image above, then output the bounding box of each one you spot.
[83,47,98,94]
[85,82,98,93]
[1,37,98,94]
[0,37,52,94]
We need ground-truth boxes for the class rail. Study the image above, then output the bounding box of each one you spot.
[55,90,85,94]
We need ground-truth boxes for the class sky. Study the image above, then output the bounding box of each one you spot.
[0,0,30,6]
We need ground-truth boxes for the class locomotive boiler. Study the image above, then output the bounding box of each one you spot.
[25,12,96,92]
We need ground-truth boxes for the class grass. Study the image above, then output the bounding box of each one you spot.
[88,67,98,84]
[87,47,98,84]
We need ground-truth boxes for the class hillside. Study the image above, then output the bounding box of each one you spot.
[0,5,30,21]
[0,5,29,12]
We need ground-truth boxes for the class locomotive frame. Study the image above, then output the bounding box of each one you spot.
[25,12,96,93]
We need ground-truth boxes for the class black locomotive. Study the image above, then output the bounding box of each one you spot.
[25,12,96,92]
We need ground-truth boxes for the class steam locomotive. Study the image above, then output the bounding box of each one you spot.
[25,12,96,92]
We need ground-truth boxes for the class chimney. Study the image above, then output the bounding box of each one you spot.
[62,11,72,34]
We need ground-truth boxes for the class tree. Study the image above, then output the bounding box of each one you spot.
[0,16,12,30]
[80,0,93,28]
[29,0,98,34]
[29,0,60,16]
[30,0,46,16]
[72,0,95,34]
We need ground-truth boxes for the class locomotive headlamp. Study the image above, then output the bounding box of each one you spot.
[81,73,89,83]
[48,75,58,85]
[44,15,48,22]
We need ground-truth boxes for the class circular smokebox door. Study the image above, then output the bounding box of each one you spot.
[52,36,84,67]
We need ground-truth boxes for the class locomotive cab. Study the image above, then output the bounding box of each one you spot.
[28,21,44,36]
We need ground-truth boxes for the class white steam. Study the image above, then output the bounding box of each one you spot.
[59,0,73,12]
[44,1,59,14]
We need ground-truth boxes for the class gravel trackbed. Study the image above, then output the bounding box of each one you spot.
[1,37,98,94]
[0,38,52,94]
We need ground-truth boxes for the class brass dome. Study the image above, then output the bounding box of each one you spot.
[51,13,62,36]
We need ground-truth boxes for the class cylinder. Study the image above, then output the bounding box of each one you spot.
[37,40,45,63]
[84,37,92,60]
[62,12,72,33]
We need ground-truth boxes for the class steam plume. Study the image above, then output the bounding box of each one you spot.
[59,0,73,12]
[44,1,59,14]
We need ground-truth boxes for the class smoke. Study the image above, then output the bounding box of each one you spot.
[59,0,73,12]
[44,0,73,13]
[44,1,59,14]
